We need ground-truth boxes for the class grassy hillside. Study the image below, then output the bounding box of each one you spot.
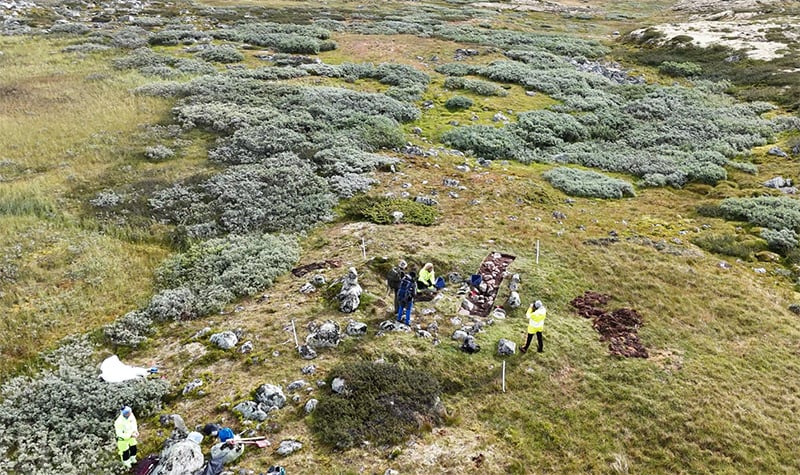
[1,0,799,473]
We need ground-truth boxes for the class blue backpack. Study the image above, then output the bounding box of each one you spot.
[397,276,415,303]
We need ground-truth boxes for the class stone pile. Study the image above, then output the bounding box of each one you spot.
[460,252,516,317]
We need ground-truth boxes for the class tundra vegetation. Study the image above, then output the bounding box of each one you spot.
[1,0,800,473]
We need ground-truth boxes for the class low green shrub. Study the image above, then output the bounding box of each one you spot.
[441,125,524,161]
[718,197,800,232]
[310,362,442,449]
[444,76,508,96]
[691,233,767,260]
[339,195,438,226]
[444,95,473,111]
[543,167,635,199]
[761,228,798,254]
[658,61,702,77]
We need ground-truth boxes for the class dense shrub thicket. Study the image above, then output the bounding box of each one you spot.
[543,167,635,199]
[310,362,443,449]
[438,53,779,186]
[691,233,767,260]
[0,338,169,474]
[114,47,216,77]
[301,61,431,100]
[149,155,336,239]
[197,44,244,63]
[211,22,336,53]
[444,95,473,110]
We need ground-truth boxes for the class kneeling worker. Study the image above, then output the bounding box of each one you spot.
[115,406,139,468]
[417,263,436,290]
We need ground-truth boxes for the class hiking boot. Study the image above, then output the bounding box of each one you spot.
[520,346,527,353]
[537,349,543,353]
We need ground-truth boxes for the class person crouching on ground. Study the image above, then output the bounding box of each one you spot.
[115,406,139,468]
[417,263,436,290]
[521,300,546,353]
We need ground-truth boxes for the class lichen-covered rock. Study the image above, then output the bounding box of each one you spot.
[255,384,286,410]
[451,330,469,342]
[338,267,362,313]
[345,320,367,336]
[210,441,245,464]
[306,320,342,348]
[498,339,516,356]
[305,398,318,414]
[461,335,481,354]
[233,401,268,421]
[506,291,521,309]
[210,331,238,350]
[298,344,317,360]
[182,379,203,395]
[239,340,254,353]
[152,438,204,475]
[287,380,307,392]
[331,377,346,394]
[276,439,303,456]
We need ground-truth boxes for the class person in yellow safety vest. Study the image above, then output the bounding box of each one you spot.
[520,300,546,353]
[115,406,139,468]
[417,263,436,290]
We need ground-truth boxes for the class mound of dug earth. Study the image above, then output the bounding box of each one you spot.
[570,291,648,358]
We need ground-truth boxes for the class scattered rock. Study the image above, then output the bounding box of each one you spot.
[301,364,316,375]
[304,399,318,414]
[192,327,211,339]
[276,440,303,456]
[210,331,238,350]
[492,112,508,122]
[415,195,439,206]
[287,380,307,392]
[525,90,536,96]
[182,379,203,395]
[451,330,469,342]
[412,127,423,135]
[506,291,521,309]
[378,320,411,333]
[255,384,286,410]
[755,251,781,262]
[331,377,346,394]
[299,282,316,293]
[754,268,767,274]
[788,304,800,315]
[239,341,254,353]
[767,146,788,158]
[497,338,516,356]
[460,336,481,353]
[338,267,362,313]
[298,345,317,360]
[345,320,368,337]
[553,211,566,220]
[233,401,268,422]
[718,261,731,269]
[455,164,471,173]
[307,320,343,348]
[392,210,404,224]
[443,178,460,187]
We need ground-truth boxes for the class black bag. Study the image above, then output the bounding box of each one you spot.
[387,267,404,291]
[134,455,160,475]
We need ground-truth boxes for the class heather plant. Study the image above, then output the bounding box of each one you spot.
[114,47,215,77]
[156,233,300,298]
[144,144,175,161]
[312,147,398,177]
[49,22,90,36]
[339,195,438,226]
[761,228,798,254]
[149,27,210,46]
[441,125,525,161]
[328,174,377,198]
[512,110,588,147]
[659,61,702,77]
[211,22,335,54]
[717,197,800,232]
[111,26,150,49]
[0,337,169,474]
[434,63,481,77]
[691,233,767,260]
[197,44,244,63]
[444,95,473,111]
[310,361,443,449]
[62,43,112,54]
[543,167,635,199]
[444,76,508,96]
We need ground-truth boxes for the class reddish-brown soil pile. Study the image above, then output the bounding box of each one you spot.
[570,291,648,358]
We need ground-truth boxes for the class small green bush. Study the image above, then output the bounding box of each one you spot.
[339,195,438,226]
[444,76,507,96]
[691,233,767,260]
[543,167,635,199]
[659,61,702,77]
[441,125,524,161]
[310,362,442,449]
[761,228,798,254]
[444,95,473,111]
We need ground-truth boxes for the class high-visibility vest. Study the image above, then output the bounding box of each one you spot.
[418,268,435,287]
[527,306,546,333]
[115,413,138,440]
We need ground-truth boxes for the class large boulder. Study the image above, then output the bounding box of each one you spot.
[209,331,238,350]
[338,267,363,313]
[209,441,244,465]
[331,377,346,394]
[304,399,318,414]
[506,291,521,309]
[255,384,286,410]
[306,320,342,348]
[497,339,516,356]
[152,438,204,475]
[451,330,469,342]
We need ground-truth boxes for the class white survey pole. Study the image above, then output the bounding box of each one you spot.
[536,240,540,265]
[502,361,506,393]
[361,238,366,259]
[291,319,299,349]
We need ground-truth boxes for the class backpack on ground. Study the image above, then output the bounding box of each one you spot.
[134,455,160,475]
[397,275,416,303]
[387,267,405,291]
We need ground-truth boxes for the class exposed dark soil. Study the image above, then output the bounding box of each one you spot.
[570,291,648,358]
[291,259,342,277]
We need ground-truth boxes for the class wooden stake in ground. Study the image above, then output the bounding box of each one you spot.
[361,237,366,259]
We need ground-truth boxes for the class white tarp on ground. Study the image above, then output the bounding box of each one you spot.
[100,355,149,383]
